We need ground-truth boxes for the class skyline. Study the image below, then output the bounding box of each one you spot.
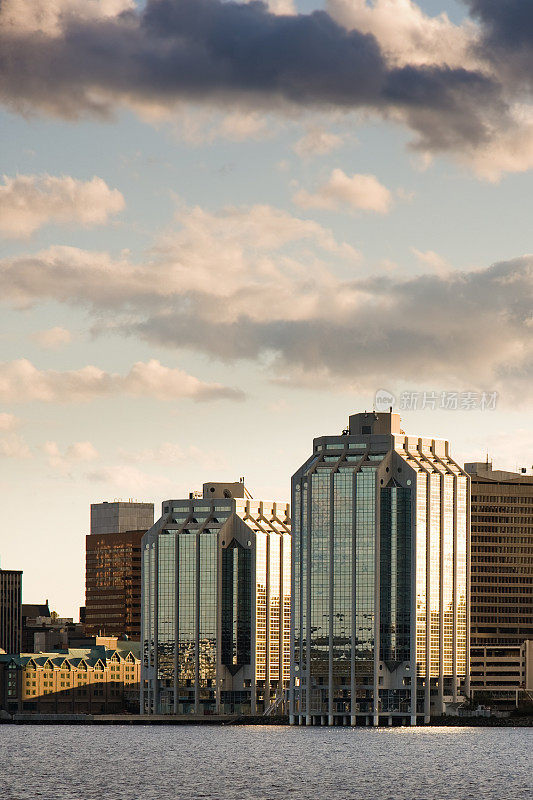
[1,0,532,617]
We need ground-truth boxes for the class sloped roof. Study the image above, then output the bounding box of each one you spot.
[2,644,140,668]
[22,603,50,619]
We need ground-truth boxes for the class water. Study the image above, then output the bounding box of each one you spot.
[1,724,531,800]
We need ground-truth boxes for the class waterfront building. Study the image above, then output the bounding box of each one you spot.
[0,639,140,716]
[465,461,533,706]
[0,568,22,654]
[85,501,154,640]
[290,410,469,726]
[141,481,291,716]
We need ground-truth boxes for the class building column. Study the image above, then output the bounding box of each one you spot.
[438,471,445,716]
[328,471,334,727]
[351,471,357,727]
[153,539,159,715]
[264,532,270,714]
[424,471,432,724]
[195,533,200,715]
[452,475,458,703]
[305,478,312,725]
[465,475,471,699]
[373,469,381,728]
[174,532,179,715]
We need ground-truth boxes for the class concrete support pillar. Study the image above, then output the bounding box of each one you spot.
[328,714,334,726]
[388,715,392,726]
[350,715,357,726]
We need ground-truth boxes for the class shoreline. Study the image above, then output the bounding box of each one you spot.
[1,714,532,727]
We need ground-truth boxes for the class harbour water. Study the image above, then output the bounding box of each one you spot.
[1,724,532,800]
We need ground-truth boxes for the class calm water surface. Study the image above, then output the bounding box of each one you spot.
[1,724,532,800]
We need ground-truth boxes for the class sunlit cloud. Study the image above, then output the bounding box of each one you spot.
[0,174,124,238]
[0,359,245,404]
[293,169,393,213]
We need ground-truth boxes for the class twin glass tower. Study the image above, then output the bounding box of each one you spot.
[141,411,469,724]
[290,411,469,726]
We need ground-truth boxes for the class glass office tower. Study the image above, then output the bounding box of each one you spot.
[141,482,291,716]
[290,411,469,726]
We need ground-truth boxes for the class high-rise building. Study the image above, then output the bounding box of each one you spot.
[465,461,533,705]
[90,501,154,536]
[85,501,154,640]
[0,568,22,654]
[290,410,469,727]
[141,481,291,716]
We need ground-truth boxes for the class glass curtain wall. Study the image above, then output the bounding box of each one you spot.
[199,533,217,712]
[157,533,176,713]
[310,470,330,713]
[355,468,375,710]
[332,471,353,713]
[177,533,196,712]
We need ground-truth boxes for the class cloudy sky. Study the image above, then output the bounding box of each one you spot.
[1,0,532,617]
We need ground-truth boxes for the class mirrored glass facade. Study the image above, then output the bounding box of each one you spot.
[290,411,469,726]
[141,485,291,716]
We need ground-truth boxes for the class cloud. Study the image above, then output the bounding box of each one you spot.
[0,412,20,431]
[0,204,359,312]
[0,201,531,396]
[465,1,533,86]
[1,0,135,36]
[241,0,296,17]
[0,0,519,170]
[32,327,72,349]
[0,433,31,459]
[0,174,125,238]
[326,0,481,70]
[43,439,99,469]
[0,359,244,403]
[163,106,273,145]
[411,248,452,276]
[324,1,533,180]
[292,127,344,158]
[293,169,393,213]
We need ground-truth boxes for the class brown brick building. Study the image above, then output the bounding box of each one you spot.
[85,502,153,640]
[465,462,533,704]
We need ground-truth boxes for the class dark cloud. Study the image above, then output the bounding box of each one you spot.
[467,1,533,49]
[465,0,533,85]
[0,0,508,153]
[128,256,533,391]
